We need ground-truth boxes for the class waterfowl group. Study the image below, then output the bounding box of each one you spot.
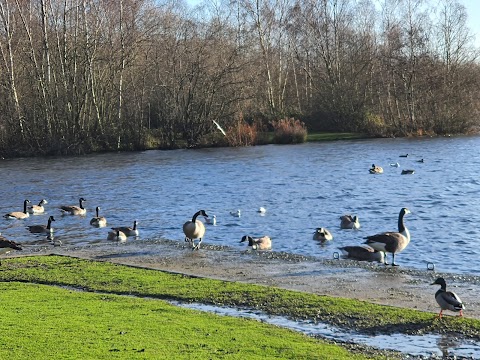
[431,277,465,318]
[183,210,208,250]
[364,208,411,266]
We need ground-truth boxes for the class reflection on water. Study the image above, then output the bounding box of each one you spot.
[173,301,480,358]
[1,136,480,274]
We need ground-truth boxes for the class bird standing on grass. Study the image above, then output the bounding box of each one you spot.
[431,277,465,318]
[183,210,208,250]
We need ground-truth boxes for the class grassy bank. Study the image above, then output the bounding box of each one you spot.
[0,256,480,359]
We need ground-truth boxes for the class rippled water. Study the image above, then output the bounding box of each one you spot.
[1,136,480,275]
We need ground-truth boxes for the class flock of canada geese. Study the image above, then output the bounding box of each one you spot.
[0,159,466,319]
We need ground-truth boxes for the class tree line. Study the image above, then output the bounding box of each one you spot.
[0,0,479,157]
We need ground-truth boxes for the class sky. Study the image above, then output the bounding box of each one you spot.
[186,0,480,45]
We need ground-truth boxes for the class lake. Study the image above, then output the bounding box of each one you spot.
[1,136,479,275]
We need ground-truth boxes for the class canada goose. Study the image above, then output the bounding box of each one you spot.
[364,207,411,266]
[369,164,383,174]
[27,199,48,214]
[60,197,87,216]
[230,209,241,217]
[399,154,409,157]
[27,215,55,234]
[183,210,208,250]
[0,233,22,263]
[340,215,360,230]
[313,227,333,243]
[107,229,127,242]
[401,169,415,175]
[90,206,107,228]
[204,215,216,226]
[4,199,30,220]
[111,220,139,236]
[339,245,384,263]
[390,162,400,167]
[431,277,465,318]
[417,159,424,163]
[258,207,266,214]
[240,235,271,250]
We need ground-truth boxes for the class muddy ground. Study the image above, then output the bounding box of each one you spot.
[20,239,480,320]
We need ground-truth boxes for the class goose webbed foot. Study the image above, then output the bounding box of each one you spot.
[391,263,399,266]
[192,239,203,251]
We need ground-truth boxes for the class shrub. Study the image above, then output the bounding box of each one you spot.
[270,117,308,144]
[225,120,258,147]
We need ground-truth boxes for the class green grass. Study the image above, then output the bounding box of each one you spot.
[0,255,479,354]
[306,132,368,142]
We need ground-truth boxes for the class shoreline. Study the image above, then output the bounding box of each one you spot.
[16,239,480,320]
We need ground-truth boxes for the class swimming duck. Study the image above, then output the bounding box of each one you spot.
[258,207,266,214]
[111,220,139,236]
[27,215,55,233]
[230,209,241,217]
[4,199,30,220]
[339,245,384,263]
[183,210,208,250]
[313,227,333,243]
[401,169,415,175]
[431,277,465,318]
[399,154,409,157]
[417,159,424,163]
[0,233,22,263]
[107,229,127,242]
[204,215,216,226]
[390,162,400,167]
[240,235,271,250]
[340,215,360,230]
[369,164,383,174]
[364,207,411,266]
[27,199,48,214]
[60,197,87,216]
[90,206,107,227]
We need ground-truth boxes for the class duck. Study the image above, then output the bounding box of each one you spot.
[364,207,411,266]
[204,215,216,226]
[401,169,415,175]
[27,199,48,214]
[230,209,241,217]
[417,159,424,163]
[183,210,208,250]
[107,229,127,242]
[27,215,55,233]
[257,207,266,214]
[390,162,400,167]
[240,235,271,250]
[60,197,87,216]
[90,206,107,228]
[4,199,30,219]
[369,164,383,174]
[0,233,22,263]
[399,154,409,157]
[431,277,465,318]
[339,245,384,263]
[111,220,139,237]
[313,227,333,243]
[340,215,360,230]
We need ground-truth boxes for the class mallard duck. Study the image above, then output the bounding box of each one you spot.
[339,245,384,263]
[431,277,465,318]
[60,197,87,216]
[364,207,411,266]
[240,235,271,250]
[27,215,55,233]
[369,164,383,174]
[0,233,22,263]
[107,229,127,242]
[27,199,48,214]
[230,209,241,217]
[183,210,208,250]
[4,199,30,220]
[340,215,360,229]
[111,220,139,236]
[204,215,216,226]
[90,206,107,227]
[401,169,415,175]
[313,227,333,243]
